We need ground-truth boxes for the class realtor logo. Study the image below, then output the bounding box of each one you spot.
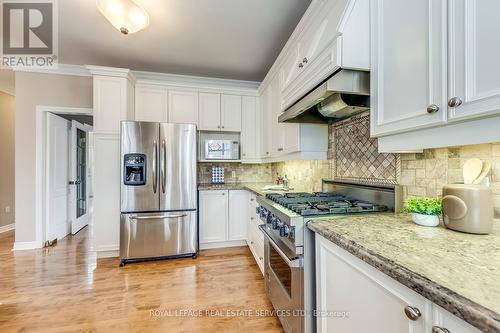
[1,0,58,68]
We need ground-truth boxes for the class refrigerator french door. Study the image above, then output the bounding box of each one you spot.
[120,121,197,265]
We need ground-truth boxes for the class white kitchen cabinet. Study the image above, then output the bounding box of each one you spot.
[370,0,447,137]
[316,234,427,333]
[241,96,260,162]
[246,193,264,275]
[316,234,483,333]
[167,89,198,125]
[198,92,221,131]
[135,85,167,122]
[448,0,500,122]
[280,0,369,111]
[271,75,285,156]
[221,94,242,132]
[199,190,228,244]
[261,83,273,159]
[228,190,249,241]
[199,190,248,249]
[432,305,482,333]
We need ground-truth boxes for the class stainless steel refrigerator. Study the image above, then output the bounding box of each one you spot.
[120,121,197,265]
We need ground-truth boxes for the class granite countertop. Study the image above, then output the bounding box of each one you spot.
[308,214,500,332]
[198,182,307,197]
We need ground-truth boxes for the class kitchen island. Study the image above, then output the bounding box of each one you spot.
[308,214,500,332]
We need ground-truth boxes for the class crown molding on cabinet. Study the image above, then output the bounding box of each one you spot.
[257,0,320,94]
[13,63,92,77]
[86,65,136,83]
[134,70,259,95]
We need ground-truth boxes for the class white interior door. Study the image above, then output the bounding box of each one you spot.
[47,113,70,241]
[69,120,92,235]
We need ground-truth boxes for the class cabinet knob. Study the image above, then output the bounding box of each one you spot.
[298,63,304,68]
[303,57,308,64]
[266,152,270,155]
[217,125,220,129]
[404,306,421,321]
[221,192,225,196]
[427,104,440,114]
[222,126,225,129]
[277,148,284,152]
[242,153,246,157]
[250,241,254,245]
[259,256,263,261]
[250,217,254,220]
[448,97,463,108]
[250,198,254,202]
[432,327,450,333]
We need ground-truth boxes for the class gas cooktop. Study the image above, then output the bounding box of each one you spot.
[265,192,388,216]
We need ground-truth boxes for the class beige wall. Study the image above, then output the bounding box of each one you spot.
[15,72,93,243]
[272,160,331,192]
[198,162,273,184]
[0,91,15,227]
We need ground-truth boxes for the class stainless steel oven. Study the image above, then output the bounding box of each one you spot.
[261,225,304,333]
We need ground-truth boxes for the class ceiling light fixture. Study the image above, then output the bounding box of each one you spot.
[96,0,149,35]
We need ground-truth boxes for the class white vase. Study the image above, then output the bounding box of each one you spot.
[411,213,440,227]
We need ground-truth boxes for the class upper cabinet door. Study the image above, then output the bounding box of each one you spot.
[198,92,221,131]
[448,0,500,121]
[168,89,199,125]
[370,0,447,137]
[135,86,167,122]
[241,96,259,161]
[221,94,242,132]
[280,44,302,95]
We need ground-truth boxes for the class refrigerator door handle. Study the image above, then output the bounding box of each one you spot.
[161,140,166,194]
[152,140,158,194]
[130,214,188,220]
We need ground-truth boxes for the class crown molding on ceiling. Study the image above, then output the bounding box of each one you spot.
[85,65,136,83]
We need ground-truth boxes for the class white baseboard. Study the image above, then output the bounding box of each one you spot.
[200,240,247,250]
[12,241,43,251]
[0,223,14,234]
[95,244,120,259]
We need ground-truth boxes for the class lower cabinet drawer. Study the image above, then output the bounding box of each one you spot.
[247,221,264,274]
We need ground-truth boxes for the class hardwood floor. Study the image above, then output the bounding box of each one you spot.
[0,228,283,332]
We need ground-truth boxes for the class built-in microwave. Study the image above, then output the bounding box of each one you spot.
[203,139,240,160]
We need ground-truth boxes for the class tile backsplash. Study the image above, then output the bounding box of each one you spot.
[272,160,331,192]
[198,162,273,184]
[400,144,500,217]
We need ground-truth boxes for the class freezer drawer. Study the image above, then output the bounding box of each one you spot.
[120,211,197,261]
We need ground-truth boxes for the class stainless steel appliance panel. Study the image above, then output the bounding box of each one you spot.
[120,211,197,260]
[121,121,160,212]
[262,226,304,333]
[204,139,240,160]
[160,123,197,211]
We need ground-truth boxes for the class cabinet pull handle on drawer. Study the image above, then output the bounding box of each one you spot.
[427,104,440,114]
[432,327,450,333]
[404,306,421,321]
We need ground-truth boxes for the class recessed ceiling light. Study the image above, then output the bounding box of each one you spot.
[96,0,149,35]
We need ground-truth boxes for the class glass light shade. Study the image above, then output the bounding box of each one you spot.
[96,0,149,34]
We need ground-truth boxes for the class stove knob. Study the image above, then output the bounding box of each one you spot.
[280,225,290,237]
[277,220,284,228]
[267,214,274,225]
[256,206,261,215]
[288,226,295,240]
[272,217,280,230]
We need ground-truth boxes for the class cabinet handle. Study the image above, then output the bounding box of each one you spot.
[266,152,270,155]
[259,256,263,261]
[403,306,421,321]
[302,57,308,64]
[277,148,284,152]
[217,125,220,129]
[222,126,225,129]
[250,241,254,245]
[250,198,254,202]
[432,327,450,333]
[298,63,304,68]
[242,153,246,157]
[448,97,463,108]
[427,104,440,114]
[221,192,225,196]
[251,217,254,220]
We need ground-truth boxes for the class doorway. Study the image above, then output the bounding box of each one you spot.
[46,112,93,242]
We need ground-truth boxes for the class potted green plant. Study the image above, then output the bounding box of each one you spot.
[404,197,442,227]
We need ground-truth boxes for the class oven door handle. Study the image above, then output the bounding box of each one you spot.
[260,225,302,268]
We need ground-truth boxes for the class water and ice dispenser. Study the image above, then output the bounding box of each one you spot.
[123,154,146,186]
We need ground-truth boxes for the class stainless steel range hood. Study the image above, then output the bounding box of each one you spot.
[278,69,370,124]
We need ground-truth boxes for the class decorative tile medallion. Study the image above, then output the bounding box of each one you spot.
[332,113,400,185]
